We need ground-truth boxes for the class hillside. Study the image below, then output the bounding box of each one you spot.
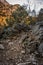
[0,0,43,65]
[0,0,20,26]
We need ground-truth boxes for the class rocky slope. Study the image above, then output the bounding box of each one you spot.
[0,21,43,65]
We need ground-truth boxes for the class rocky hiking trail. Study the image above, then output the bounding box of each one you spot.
[0,21,43,65]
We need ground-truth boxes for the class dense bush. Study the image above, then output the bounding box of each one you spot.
[12,6,28,23]
[0,6,32,39]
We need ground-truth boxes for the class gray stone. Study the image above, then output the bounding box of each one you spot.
[38,43,43,56]
[0,44,4,50]
[17,62,31,65]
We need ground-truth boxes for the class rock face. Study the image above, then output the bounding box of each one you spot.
[0,0,9,5]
